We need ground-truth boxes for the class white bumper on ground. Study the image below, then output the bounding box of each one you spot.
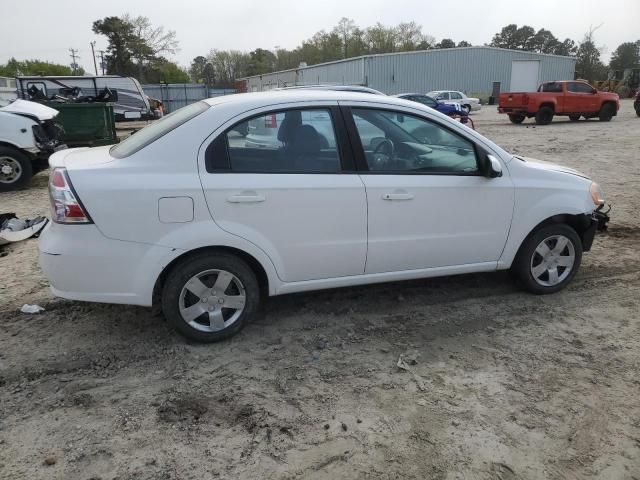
[38,221,179,306]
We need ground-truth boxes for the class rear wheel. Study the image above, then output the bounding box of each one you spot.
[535,106,554,125]
[161,253,260,342]
[569,115,580,121]
[0,146,32,192]
[511,224,582,294]
[599,103,615,122]
[508,114,525,124]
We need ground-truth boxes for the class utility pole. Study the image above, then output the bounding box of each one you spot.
[69,48,80,75]
[98,50,106,75]
[90,41,98,76]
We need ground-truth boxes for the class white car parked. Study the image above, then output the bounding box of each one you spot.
[39,90,608,342]
[428,90,482,112]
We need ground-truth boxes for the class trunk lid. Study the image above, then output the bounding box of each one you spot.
[48,145,115,169]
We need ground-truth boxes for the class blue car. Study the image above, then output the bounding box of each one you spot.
[393,93,470,123]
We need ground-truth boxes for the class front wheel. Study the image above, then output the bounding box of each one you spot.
[535,106,554,125]
[161,253,260,342]
[508,114,525,124]
[0,146,32,192]
[599,103,615,122]
[511,224,582,294]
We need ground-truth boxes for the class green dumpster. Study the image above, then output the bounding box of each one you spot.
[45,103,119,147]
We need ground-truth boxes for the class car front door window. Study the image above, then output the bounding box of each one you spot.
[351,108,478,174]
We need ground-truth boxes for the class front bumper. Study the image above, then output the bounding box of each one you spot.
[582,206,610,251]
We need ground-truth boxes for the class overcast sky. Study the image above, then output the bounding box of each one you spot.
[1,0,638,73]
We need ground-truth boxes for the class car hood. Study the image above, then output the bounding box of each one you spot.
[515,156,590,179]
[0,99,59,121]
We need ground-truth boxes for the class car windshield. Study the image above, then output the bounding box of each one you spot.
[110,101,210,158]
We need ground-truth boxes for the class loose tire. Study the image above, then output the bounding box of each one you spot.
[569,115,580,121]
[535,106,554,125]
[511,224,582,295]
[0,146,32,192]
[161,253,260,342]
[509,114,525,124]
[599,103,615,122]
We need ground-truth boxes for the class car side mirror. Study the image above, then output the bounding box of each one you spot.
[486,155,503,178]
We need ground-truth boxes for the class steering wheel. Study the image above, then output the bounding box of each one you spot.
[373,138,395,156]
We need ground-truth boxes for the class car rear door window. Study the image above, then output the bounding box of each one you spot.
[568,82,596,94]
[350,108,478,174]
[450,92,463,100]
[207,108,342,173]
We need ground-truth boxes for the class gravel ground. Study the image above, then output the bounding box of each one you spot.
[1,100,639,480]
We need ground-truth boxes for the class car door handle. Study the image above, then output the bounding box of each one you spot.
[227,193,265,203]
[382,192,414,201]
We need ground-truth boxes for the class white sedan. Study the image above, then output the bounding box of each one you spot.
[39,90,607,342]
[428,90,482,112]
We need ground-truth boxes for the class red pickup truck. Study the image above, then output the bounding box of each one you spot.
[498,80,619,125]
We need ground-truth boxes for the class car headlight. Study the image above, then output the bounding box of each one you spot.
[590,182,605,206]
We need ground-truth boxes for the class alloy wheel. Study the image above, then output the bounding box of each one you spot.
[178,269,246,332]
[530,235,575,287]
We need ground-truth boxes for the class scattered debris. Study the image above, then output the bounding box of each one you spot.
[341,422,348,431]
[397,354,428,392]
[43,456,57,466]
[0,214,48,247]
[20,304,45,314]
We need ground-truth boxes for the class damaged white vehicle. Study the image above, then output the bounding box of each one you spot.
[38,90,609,343]
[0,100,66,190]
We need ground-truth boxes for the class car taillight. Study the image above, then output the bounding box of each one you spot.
[49,168,92,224]
[264,114,278,128]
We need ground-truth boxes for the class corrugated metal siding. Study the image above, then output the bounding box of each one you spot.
[242,47,575,95]
[245,70,297,92]
[141,84,236,113]
[297,58,365,85]
[367,47,576,94]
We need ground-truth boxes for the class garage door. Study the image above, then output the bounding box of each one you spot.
[510,61,540,91]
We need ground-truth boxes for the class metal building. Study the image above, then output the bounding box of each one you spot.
[241,46,576,96]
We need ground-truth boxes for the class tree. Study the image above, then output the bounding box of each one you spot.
[609,41,640,71]
[365,23,397,54]
[395,21,427,51]
[0,58,84,76]
[145,58,190,83]
[333,17,356,58]
[246,48,277,76]
[575,27,608,81]
[490,24,520,49]
[554,38,578,56]
[207,50,249,87]
[93,14,181,82]
[92,16,137,76]
[457,41,472,48]
[435,38,456,49]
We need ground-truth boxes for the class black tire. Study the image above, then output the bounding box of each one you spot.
[535,106,554,125]
[511,224,583,295]
[569,115,580,121]
[635,102,640,117]
[161,253,260,342]
[508,114,526,124]
[599,103,615,122]
[0,146,32,192]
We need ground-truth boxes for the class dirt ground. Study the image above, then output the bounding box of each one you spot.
[1,101,639,480]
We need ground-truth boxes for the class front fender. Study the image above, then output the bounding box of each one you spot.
[499,190,593,268]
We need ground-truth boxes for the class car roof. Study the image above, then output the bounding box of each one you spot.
[203,89,427,110]
[275,84,385,95]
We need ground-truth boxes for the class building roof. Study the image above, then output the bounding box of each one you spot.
[240,46,577,80]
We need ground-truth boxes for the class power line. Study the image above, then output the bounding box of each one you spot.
[90,41,98,76]
[98,50,106,75]
[69,47,80,75]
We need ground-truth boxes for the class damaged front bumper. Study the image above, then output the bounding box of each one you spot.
[582,205,611,251]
